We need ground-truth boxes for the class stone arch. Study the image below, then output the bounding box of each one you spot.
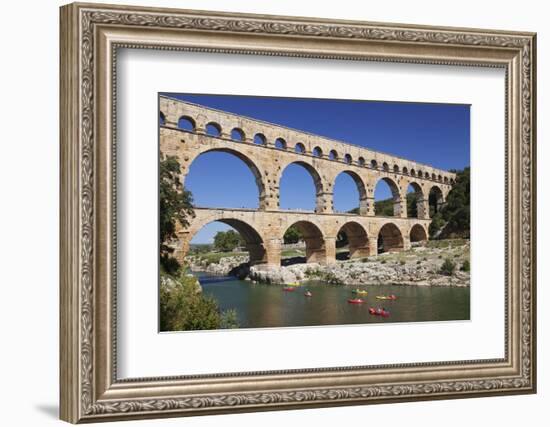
[382,162,389,171]
[186,147,267,209]
[357,157,366,167]
[393,164,400,173]
[282,220,326,264]
[406,181,426,219]
[373,176,403,217]
[402,166,409,175]
[254,133,267,145]
[295,142,306,154]
[159,111,166,125]
[329,149,338,160]
[410,169,416,177]
[371,159,378,169]
[230,127,245,142]
[378,223,404,253]
[337,221,370,259]
[275,137,287,150]
[344,154,352,164]
[205,121,221,137]
[428,185,445,217]
[410,223,428,245]
[432,173,437,180]
[178,115,196,131]
[312,146,323,157]
[278,160,326,213]
[333,170,368,215]
[186,217,267,265]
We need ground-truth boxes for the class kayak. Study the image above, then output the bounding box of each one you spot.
[347,298,364,304]
[352,289,369,295]
[369,307,391,317]
[287,282,301,287]
[376,295,397,300]
[283,287,296,292]
[304,291,313,297]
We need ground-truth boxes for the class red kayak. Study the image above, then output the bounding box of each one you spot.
[283,287,296,292]
[348,298,364,304]
[369,307,390,317]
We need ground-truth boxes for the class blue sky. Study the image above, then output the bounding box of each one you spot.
[161,93,470,244]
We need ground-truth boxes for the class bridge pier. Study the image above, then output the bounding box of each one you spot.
[264,238,282,267]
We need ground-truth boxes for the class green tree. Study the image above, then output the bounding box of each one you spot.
[159,272,239,331]
[429,212,445,238]
[406,192,418,218]
[374,198,394,216]
[440,167,470,238]
[283,225,302,244]
[213,230,244,252]
[159,154,194,273]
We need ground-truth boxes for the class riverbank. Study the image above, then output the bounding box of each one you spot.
[186,239,470,287]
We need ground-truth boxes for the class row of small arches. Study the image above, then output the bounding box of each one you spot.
[160,111,454,184]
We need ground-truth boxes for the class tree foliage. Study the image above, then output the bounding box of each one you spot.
[439,167,470,238]
[160,272,239,331]
[159,154,194,273]
[213,229,244,252]
[283,225,302,244]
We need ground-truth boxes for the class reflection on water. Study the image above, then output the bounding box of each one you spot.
[196,272,470,329]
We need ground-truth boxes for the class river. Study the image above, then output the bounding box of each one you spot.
[196,272,470,329]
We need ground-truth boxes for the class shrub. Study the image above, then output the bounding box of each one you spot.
[160,272,238,331]
[400,259,406,265]
[461,260,470,272]
[439,258,456,276]
[380,259,387,264]
[416,260,421,265]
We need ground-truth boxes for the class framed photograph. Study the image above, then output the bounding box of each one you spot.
[60,2,537,423]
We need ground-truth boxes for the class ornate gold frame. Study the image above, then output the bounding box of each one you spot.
[59,2,537,423]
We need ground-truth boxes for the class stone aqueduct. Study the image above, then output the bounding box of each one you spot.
[159,96,456,267]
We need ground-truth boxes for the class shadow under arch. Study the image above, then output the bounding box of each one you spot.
[279,160,325,213]
[406,181,426,218]
[428,184,445,218]
[185,147,267,209]
[333,170,367,214]
[377,222,404,253]
[188,218,267,265]
[282,220,326,265]
[410,223,428,245]
[337,221,370,260]
[373,176,402,217]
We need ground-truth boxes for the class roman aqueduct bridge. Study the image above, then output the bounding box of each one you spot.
[159,96,456,266]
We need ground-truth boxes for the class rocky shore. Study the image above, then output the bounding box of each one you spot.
[186,240,470,287]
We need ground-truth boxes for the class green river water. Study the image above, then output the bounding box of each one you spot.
[196,272,470,329]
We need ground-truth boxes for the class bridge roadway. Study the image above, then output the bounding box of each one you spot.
[176,207,431,266]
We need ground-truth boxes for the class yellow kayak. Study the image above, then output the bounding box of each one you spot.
[286,282,301,287]
[376,295,397,300]
[352,289,368,295]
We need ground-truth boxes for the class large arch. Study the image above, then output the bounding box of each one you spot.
[406,181,426,219]
[428,185,445,217]
[378,223,404,253]
[373,177,402,217]
[282,220,326,264]
[410,223,428,245]
[185,148,266,209]
[337,221,370,259]
[187,218,267,265]
[279,161,325,213]
[333,170,367,214]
